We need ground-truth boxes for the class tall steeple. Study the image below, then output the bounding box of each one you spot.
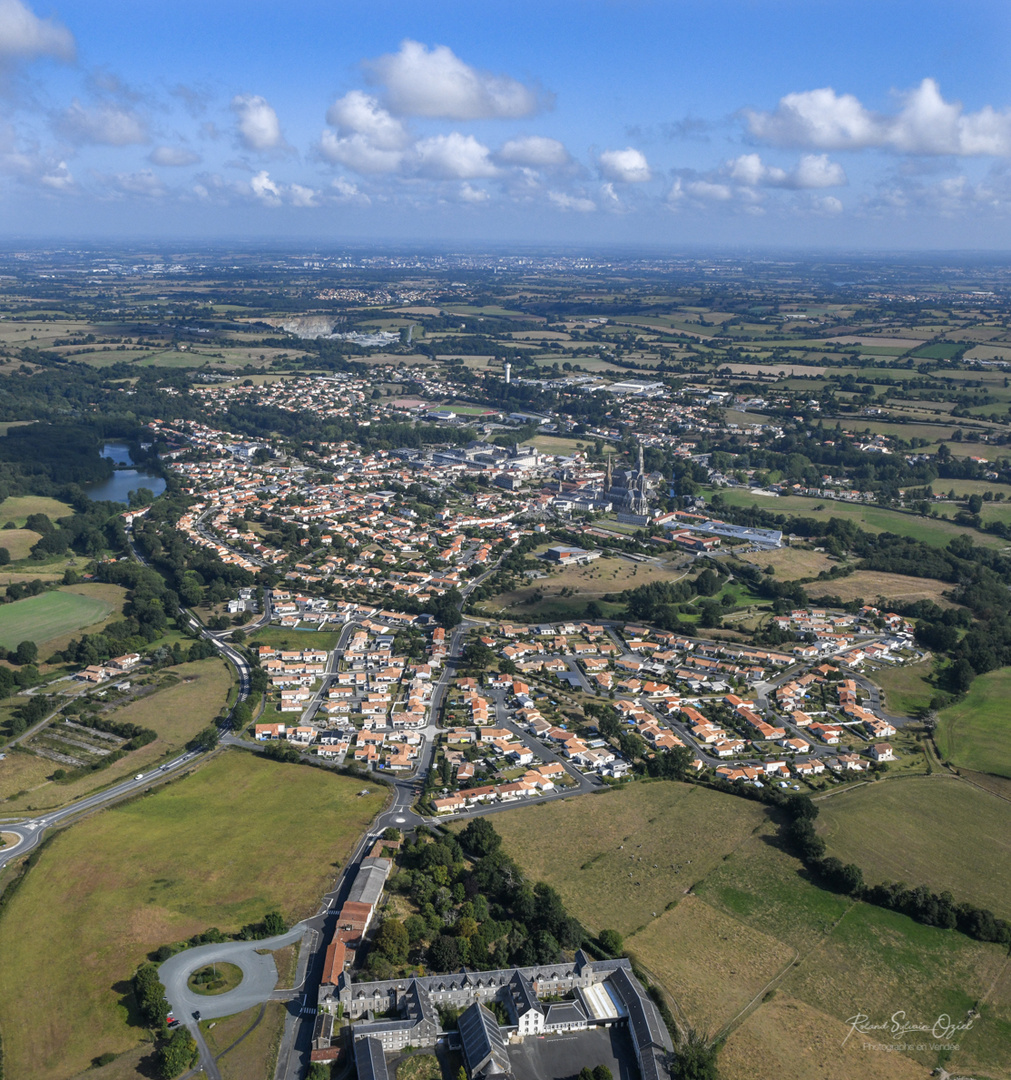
[605,453,613,494]
[638,442,645,476]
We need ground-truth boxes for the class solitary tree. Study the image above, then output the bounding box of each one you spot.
[598,929,623,956]
[14,640,37,666]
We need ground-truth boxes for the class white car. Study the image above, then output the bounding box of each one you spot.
[135,774,144,780]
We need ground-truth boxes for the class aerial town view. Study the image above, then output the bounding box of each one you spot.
[0,2,1010,1080]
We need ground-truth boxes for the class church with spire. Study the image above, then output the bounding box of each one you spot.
[606,444,654,525]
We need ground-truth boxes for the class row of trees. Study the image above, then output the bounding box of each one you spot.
[702,776,1011,948]
[784,796,1011,944]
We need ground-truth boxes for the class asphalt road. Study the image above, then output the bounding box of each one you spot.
[160,924,305,1020]
[0,528,264,869]
[0,747,207,869]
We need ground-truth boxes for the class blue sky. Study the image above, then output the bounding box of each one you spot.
[3,0,1011,247]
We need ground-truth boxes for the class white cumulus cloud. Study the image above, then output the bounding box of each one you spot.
[670,178,733,203]
[320,131,404,174]
[250,169,281,205]
[410,132,497,179]
[459,182,489,203]
[231,94,285,152]
[320,90,410,175]
[497,135,570,168]
[289,182,319,208]
[55,100,147,145]
[598,147,651,183]
[812,195,844,214]
[331,176,369,203]
[747,79,1011,157]
[149,145,200,167]
[889,79,1011,155]
[0,0,74,62]
[548,190,595,212]
[726,152,845,189]
[326,91,410,150]
[367,39,546,120]
[746,87,878,150]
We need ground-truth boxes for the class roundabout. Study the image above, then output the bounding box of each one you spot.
[158,925,305,1021]
[0,831,25,866]
[188,961,244,996]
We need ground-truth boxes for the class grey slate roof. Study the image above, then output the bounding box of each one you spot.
[544,1001,587,1027]
[347,861,389,907]
[459,1002,511,1078]
[607,966,673,1080]
[355,1037,390,1080]
[508,971,542,1019]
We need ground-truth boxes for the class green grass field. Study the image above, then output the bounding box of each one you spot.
[477,555,687,621]
[936,667,1011,778]
[712,488,1007,548]
[0,528,42,561]
[0,586,117,650]
[733,547,837,580]
[0,751,388,1080]
[0,494,73,527]
[476,781,767,936]
[1,658,233,811]
[493,784,1011,1080]
[701,818,1011,1078]
[870,658,936,716]
[215,1001,286,1080]
[816,777,1011,919]
[805,570,955,607]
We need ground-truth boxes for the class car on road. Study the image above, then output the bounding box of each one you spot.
[134,774,144,780]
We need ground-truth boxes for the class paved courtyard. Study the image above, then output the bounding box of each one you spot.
[506,1025,639,1080]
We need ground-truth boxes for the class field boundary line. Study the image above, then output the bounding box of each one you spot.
[713,895,859,1042]
[213,1001,267,1063]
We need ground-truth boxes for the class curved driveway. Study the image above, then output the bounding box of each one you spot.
[159,925,305,1020]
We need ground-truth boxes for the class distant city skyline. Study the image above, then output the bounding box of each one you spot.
[2,0,1011,247]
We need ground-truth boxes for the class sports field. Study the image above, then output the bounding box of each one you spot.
[0,584,120,650]
[529,434,616,456]
[936,667,1011,778]
[0,751,388,1080]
